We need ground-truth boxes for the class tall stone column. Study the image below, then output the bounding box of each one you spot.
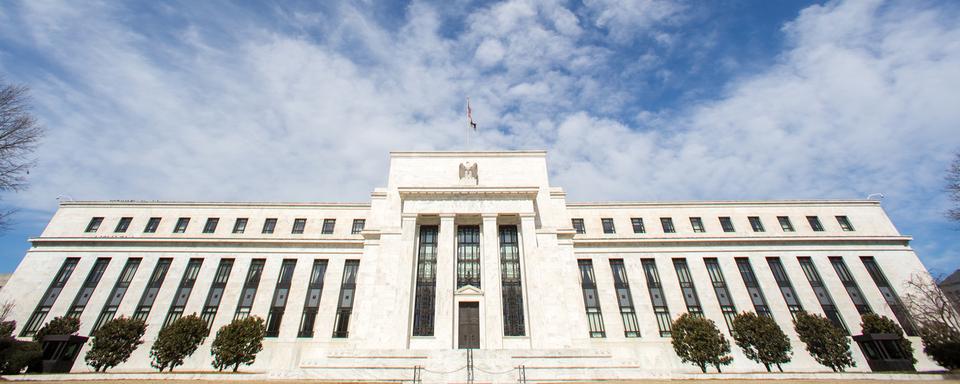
[481,213,503,349]
[435,213,456,349]
[518,213,539,346]
[397,213,418,348]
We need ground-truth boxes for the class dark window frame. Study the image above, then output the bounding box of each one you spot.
[641,259,672,336]
[114,217,133,233]
[233,218,248,234]
[836,216,855,231]
[332,260,360,338]
[144,217,161,233]
[798,256,848,333]
[704,258,737,332]
[719,217,735,232]
[235,259,266,320]
[500,225,525,336]
[766,257,804,318]
[631,218,645,234]
[577,259,605,338]
[297,259,328,338]
[777,216,794,232]
[132,258,173,322]
[689,217,705,233]
[351,219,365,234]
[735,257,772,317]
[85,217,104,233]
[65,257,111,319]
[202,218,219,233]
[610,259,640,337]
[601,218,616,234]
[807,216,824,232]
[412,225,438,336]
[660,217,675,233]
[21,258,80,337]
[321,219,335,234]
[293,218,308,234]
[163,258,203,328]
[92,258,141,332]
[173,217,190,233]
[200,259,234,333]
[748,216,765,232]
[262,218,277,234]
[572,218,585,234]
[265,259,297,337]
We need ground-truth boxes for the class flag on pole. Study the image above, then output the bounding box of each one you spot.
[467,97,477,131]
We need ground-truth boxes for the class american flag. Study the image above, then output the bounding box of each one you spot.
[467,97,477,131]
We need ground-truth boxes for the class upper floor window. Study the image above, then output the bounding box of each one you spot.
[689,217,705,233]
[601,218,616,234]
[114,217,132,233]
[202,218,219,233]
[293,218,308,234]
[85,217,104,233]
[836,216,855,231]
[351,219,365,234]
[233,218,248,234]
[572,218,585,234]
[262,218,277,234]
[748,216,765,232]
[777,216,794,232]
[321,219,335,234]
[661,217,675,233]
[631,218,645,233]
[719,217,735,232]
[173,218,190,233]
[807,216,824,232]
[144,217,161,233]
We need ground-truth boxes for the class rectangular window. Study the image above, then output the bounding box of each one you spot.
[673,259,703,315]
[332,260,359,338]
[321,218,335,234]
[262,218,277,234]
[235,259,266,320]
[456,225,481,288]
[297,260,328,338]
[719,217,735,232]
[203,218,219,233]
[861,257,917,336]
[114,217,132,233]
[777,216,794,232]
[412,226,438,336]
[836,216,855,231]
[641,259,672,336]
[351,219,365,234]
[265,259,297,337]
[807,216,824,232]
[798,257,847,333]
[704,258,737,331]
[92,258,141,332]
[690,217,705,233]
[610,259,640,337]
[293,218,308,234]
[601,218,616,234]
[735,258,771,317]
[631,218,645,233]
[577,260,605,338]
[233,218,248,234]
[173,217,190,233]
[500,225,525,336]
[21,258,80,337]
[749,216,765,232]
[66,258,111,319]
[200,259,234,333]
[766,257,804,318]
[133,258,172,321]
[829,257,871,315]
[572,218,585,234]
[85,217,104,233]
[661,217,675,233]
[163,258,203,328]
[144,217,161,233]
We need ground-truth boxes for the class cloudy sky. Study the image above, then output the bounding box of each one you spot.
[0,0,958,274]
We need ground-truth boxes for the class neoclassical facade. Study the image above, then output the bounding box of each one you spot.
[0,151,943,381]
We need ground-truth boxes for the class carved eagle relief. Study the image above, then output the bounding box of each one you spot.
[459,162,478,185]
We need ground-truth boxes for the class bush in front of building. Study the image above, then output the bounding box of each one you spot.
[731,311,792,372]
[917,322,960,369]
[671,313,733,373]
[211,316,266,372]
[859,313,916,364]
[0,320,41,374]
[33,316,80,342]
[149,314,207,372]
[84,316,147,372]
[793,312,854,372]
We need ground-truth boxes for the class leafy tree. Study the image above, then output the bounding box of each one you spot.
[731,312,792,372]
[918,322,960,369]
[948,151,960,223]
[84,317,147,372]
[793,312,855,372]
[211,316,266,372]
[0,320,41,374]
[859,313,916,364]
[903,272,960,368]
[149,315,207,372]
[671,313,733,373]
[33,316,80,342]
[0,79,44,229]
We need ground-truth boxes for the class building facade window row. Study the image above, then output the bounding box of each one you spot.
[81,216,367,235]
[571,215,856,235]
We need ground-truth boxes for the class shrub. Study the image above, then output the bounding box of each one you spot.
[794,312,854,372]
[0,320,41,375]
[211,316,266,372]
[149,315,207,372]
[671,313,733,373]
[33,316,80,342]
[918,322,960,369]
[84,317,147,372]
[731,312,792,372]
[860,313,916,364]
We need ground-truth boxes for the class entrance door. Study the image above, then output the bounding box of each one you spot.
[458,302,480,349]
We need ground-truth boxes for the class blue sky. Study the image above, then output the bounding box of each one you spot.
[0,0,958,275]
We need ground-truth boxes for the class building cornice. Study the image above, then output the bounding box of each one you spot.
[390,150,546,158]
[398,186,540,198]
[567,199,881,208]
[58,201,371,209]
[571,235,911,248]
[29,236,366,249]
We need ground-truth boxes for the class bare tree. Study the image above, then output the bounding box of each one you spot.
[949,152,960,223]
[903,273,960,331]
[0,78,43,229]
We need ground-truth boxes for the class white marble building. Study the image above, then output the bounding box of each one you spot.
[0,151,943,381]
